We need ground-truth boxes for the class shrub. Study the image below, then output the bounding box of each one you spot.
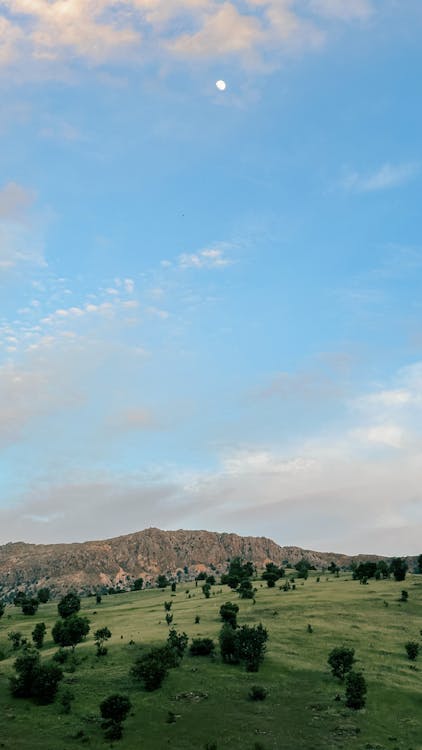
[190,638,215,656]
[131,647,169,691]
[202,583,211,599]
[10,648,63,704]
[238,579,255,599]
[52,615,90,649]
[219,602,239,628]
[328,647,356,680]
[8,631,23,651]
[100,694,131,741]
[0,601,5,619]
[94,626,112,656]
[57,593,81,619]
[164,601,172,612]
[405,641,419,660]
[52,648,70,664]
[237,624,268,672]
[219,623,240,664]
[248,685,267,701]
[22,598,39,616]
[37,588,50,604]
[167,629,188,663]
[165,613,173,626]
[60,689,74,714]
[400,590,409,602]
[195,615,200,624]
[32,622,47,649]
[157,575,168,589]
[100,693,132,724]
[133,578,143,591]
[390,557,408,582]
[345,671,367,709]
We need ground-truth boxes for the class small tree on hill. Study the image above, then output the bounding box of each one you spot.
[57,593,81,619]
[219,624,240,664]
[345,671,367,709]
[166,629,188,664]
[236,624,268,672]
[390,557,408,582]
[219,602,239,628]
[37,588,50,604]
[133,578,143,591]
[10,648,63,704]
[32,623,47,649]
[416,554,422,574]
[100,694,132,741]
[202,583,211,599]
[0,601,5,619]
[328,647,356,681]
[22,598,39,616]
[238,579,255,599]
[405,641,419,660]
[157,575,168,589]
[52,615,90,650]
[8,631,23,651]
[94,627,112,656]
[131,647,169,691]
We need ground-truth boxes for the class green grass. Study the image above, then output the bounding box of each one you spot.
[0,574,421,749]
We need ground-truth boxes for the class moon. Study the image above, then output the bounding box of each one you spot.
[216,80,227,91]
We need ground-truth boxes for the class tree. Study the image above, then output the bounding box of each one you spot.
[22,598,39,616]
[405,641,419,660]
[94,626,112,656]
[166,629,188,664]
[131,647,169,691]
[238,579,255,599]
[13,592,26,607]
[202,583,211,599]
[37,588,50,604]
[328,647,356,681]
[8,631,23,651]
[57,592,81,619]
[390,557,408,582]
[262,562,284,588]
[294,559,312,579]
[376,560,390,579]
[157,575,168,589]
[100,694,132,741]
[345,671,367,709]
[96,593,102,605]
[32,623,47,649]
[353,561,377,582]
[0,601,4,619]
[416,554,422,574]
[206,575,216,585]
[221,558,254,589]
[189,638,215,656]
[219,602,239,628]
[133,578,143,591]
[10,648,62,704]
[52,615,90,650]
[219,624,240,664]
[164,601,172,611]
[236,624,268,672]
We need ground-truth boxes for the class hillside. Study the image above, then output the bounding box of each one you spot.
[0,527,398,598]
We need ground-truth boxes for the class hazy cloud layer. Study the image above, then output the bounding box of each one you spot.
[0,0,374,77]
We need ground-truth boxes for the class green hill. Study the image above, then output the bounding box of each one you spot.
[0,573,421,749]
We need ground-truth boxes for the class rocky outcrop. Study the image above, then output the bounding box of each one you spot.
[0,527,412,598]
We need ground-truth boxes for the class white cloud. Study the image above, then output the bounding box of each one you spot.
[343,162,419,192]
[0,0,375,78]
[179,245,232,269]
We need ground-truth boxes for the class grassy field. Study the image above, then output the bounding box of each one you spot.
[0,573,421,750]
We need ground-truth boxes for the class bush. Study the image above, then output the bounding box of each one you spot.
[22,598,39,616]
[131,647,169,691]
[238,579,255,599]
[219,602,239,628]
[164,601,172,612]
[405,641,419,660]
[190,638,215,656]
[37,588,50,604]
[401,590,409,602]
[165,613,173,626]
[10,648,63,704]
[100,693,132,724]
[202,583,211,599]
[57,593,81,619]
[195,615,200,624]
[0,601,5,619]
[94,626,112,656]
[328,647,356,680]
[219,623,240,664]
[8,631,23,651]
[32,622,47,649]
[167,629,188,663]
[236,624,268,672]
[52,615,90,649]
[52,648,70,664]
[248,685,267,701]
[345,671,367,709]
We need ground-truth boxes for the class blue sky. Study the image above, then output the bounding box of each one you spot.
[0,0,422,554]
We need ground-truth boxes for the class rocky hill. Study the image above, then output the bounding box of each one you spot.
[0,527,410,598]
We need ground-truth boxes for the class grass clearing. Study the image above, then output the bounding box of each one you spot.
[0,574,421,749]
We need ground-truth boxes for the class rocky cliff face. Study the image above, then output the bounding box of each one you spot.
[0,527,406,598]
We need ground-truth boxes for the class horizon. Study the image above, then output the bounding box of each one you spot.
[1,1,422,556]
